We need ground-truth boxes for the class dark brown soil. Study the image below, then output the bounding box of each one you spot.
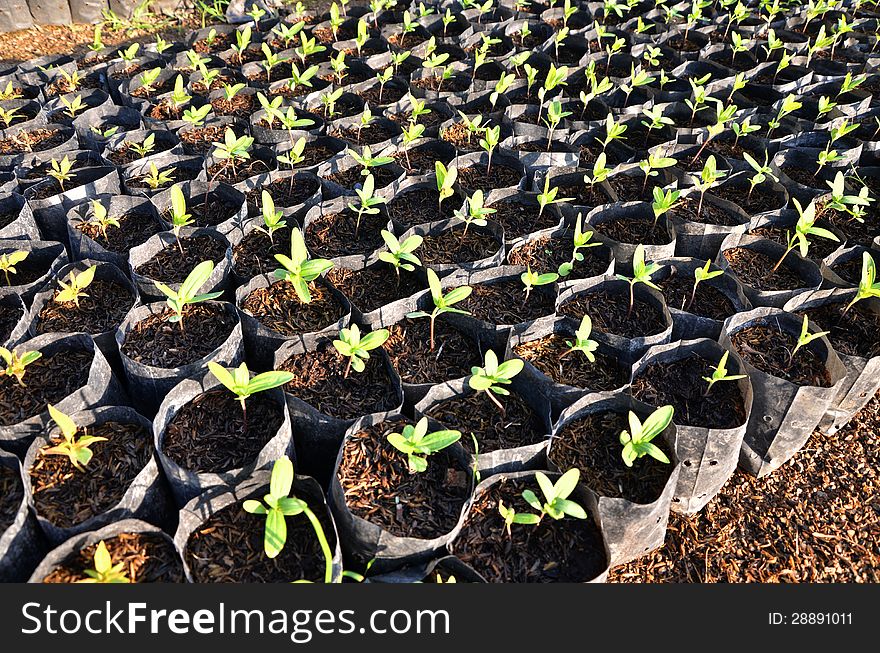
[121,303,236,368]
[76,209,164,253]
[175,195,240,228]
[232,228,292,279]
[656,268,737,320]
[338,419,470,539]
[277,341,398,420]
[0,250,53,287]
[440,122,484,153]
[671,196,744,227]
[551,410,673,503]
[386,188,458,227]
[460,278,556,326]
[162,389,284,473]
[609,174,656,203]
[0,128,67,155]
[210,93,255,118]
[327,266,423,314]
[241,280,346,336]
[797,301,880,360]
[30,421,152,528]
[486,198,563,241]
[383,318,484,385]
[0,349,91,426]
[36,279,133,336]
[456,164,523,193]
[179,125,227,155]
[418,227,501,267]
[508,235,611,280]
[329,123,396,147]
[722,247,810,292]
[593,215,672,245]
[730,322,832,387]
[42,532,185,583]
[206,158,273,185]
[752,222,841,262]
[514,334,627,391]
[0,464,23,532]
[392,147,454,174]
[135,234,226,283]
[244,175,320,210]
[712,184,783,216]
[560,289,667,338]
[305,210,387,258]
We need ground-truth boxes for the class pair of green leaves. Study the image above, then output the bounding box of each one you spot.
[386,417,461,473]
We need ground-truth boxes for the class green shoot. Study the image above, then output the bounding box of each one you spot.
[844,252,880,315]
[0,250,28,286]
[77,541,129,584]
[619,405,673,467]
[332,324,390,377]
[386,417,461,473]
[0,347,41,386]
[54,265,97,307]
[615,244,661,318]
[43,404,108,471]
[406,268,471,350]
[560,315,599,362]
[702,350,747,396]
[468,350,524,414]
[273,228,334,303]
[788,315,830,366]
[153,260,223,331]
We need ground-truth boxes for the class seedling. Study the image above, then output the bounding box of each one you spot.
[406,268,472,350]
[638,153,677,192]
[583,152,611,191]
[0,250,28,286]
[456,111,484,145]
[619,405,673,467]
[600,113,627,151]
[468,350,524,415]
[435,161,457,215]
[521,266,558,304]
[167,185,193,255]
[378,230,423,281]
[769,198,839,274]
[243,456,333,583]
[767,93,802,138]
[76,541,129,584]
[453,189,495,237]
[684,74,712,126]
[0,347,41,386]
[691,101,738,165]
[684,259,724,311]
[182,104,213,127]
[400,122,425,167]
[86,200,120,243]
[386,417,462,476]
[332,324,390,378]
[537,174,573,218]
[54,265,97,308]
[348,145,394,177]
[543,100,571,147]
[138,67,162,94]
[0,106,23,129]
[43,404,108,471]
[620,66,655,105]
[320,87,344,120]
[212,128,254,176]
[689,155,726,218]
[127,133,156,159]
[787,315,830,366]
[615,244,661,318]
[702,350,747,396]
[119,43,139,62]
[498,468,587,536]
[232,25,253,64]
[143,162,175,190]
[742,152,778,202]
[356,104,375,142]
[490,73,514,111]
[479,125,501,174]
[578,74,613,119]
[278,137,307,171]
[154,260,223,331]
[844,252,880,315]
[274,228,334,303]
[641,105,673,135]
[558,213,601,277]
[560,315,599,362]
[288,63,319,96]
[651,186,680,229]
[254,190,286,246]
[347,174,387,239]
[0,82,22,101]
[354,18,370,58]
[824,171,871,215]
[88,25,104,52]
[48,156,75,191]
[273,20,304,48]
[207,361,293,429]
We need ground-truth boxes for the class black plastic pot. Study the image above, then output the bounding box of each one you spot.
[0,449,46,582]
[0,193,40,241]
[585,201,677,265]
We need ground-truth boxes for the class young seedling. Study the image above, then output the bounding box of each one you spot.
[560,315,599,361]
[207,361,293,430]
[347,145,394,178]
[332,324,390,378]
[182,104,213,127]
[138,67,162,95]
[521,266,558,304]
[48,156,74,191]
[54,265,97,308]
[86,200,120,244]
[154,260,223,331]
[0,250,28,286]
[638,153,677,193]
[76,541,129,584]
[537,174,574,218]
[386,417,461,474]
[558,213,602,277]
[60,94,86,119]
[767,93,802,138]
[406,268,472,350]
[43,404,107,471]
[769,198,839,274]
[651,186,680,229]
[143,162,175,190]
[684,259,724,311]
[844,252,880,315]
[479,125,501,174]
[256,190,286,246]
[274,228,334,303]
[543,100,571,147]
[0,106,23,129]
[168,185,193,255]
[702,350,747,396]
[600,113,627,151]
[583,152,611,194]
[212,127,255,177]
[615,244,661,318]
[742,152,778,202]
[689,155,726,218]
[0,347,41,386]
[378,230,423,282]
[453,190,495,237]
[435,161,457,215]
[243,456,333,583]
[498,468,587,536]
[619,405,673,467]
[787,315,830,366]
[126,133,156,159]
[347,174,387,239]
[468,350,524,415]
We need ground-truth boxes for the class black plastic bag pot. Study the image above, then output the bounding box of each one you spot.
[14,149,107,191]
[380,136,457,176]
[820,245,879,288]
[317,153,406,201]
[23,406,170,546]
[585,201,677,265]
[771,147,841,205]
[652,256,753,341]
[236,168,323,217]
[121,153,206,198]
[748,207,846,264]
[0,124,76,170]
[0,332,126,458]
[367,554,486,583]
[0,449,46,582]
[668,189,751,261]
[719,307,848,477]
[452,149,528,194]
[102,128,182,168]
[44,88,113,126]
[383,97,455,139]
[629,339,754,514]
[128,227,232,301]
[327,413,473,573]
[716,233,824,308]
[504,133,580,169]
[72,104,144,152]
[154,370,294,506]
[0,98,45,133]
[783,288,880,435]
[27,518,185,583]
[0,293,26,347]
[115,301,244,415]
[174,468,343,583]
[0,238,67,307]
[397,218,506,277]
[549,391,681,566]
[0,193,40,240]
[710,170,789,219]
[149,179,248,233]
[556,277,674,361]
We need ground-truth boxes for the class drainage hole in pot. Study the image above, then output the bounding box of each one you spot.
[763,415,773,423]
[709,460,718,466]
[683,460,692,467]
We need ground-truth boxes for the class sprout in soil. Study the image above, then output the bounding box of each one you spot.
[454,189,495,238]
[376,65,393,104]
[231,25,252,64]
[168,185,194,255]
[138,67,162,95]
[243,456,334,583]
[118,42,139,62]
[333,324,390,378]
[182,103,213,127]
[256,190,286,246]
[788,315,830,366]
[578,74,613,120]
[274,227,334,304]
[479,125,501,175]
[348,145,394,177]
[278,136,307,172]
[742,152,778,203]
[221,82,247,104]
[558,213,602,277]
[257,91,284,124]
[691,100,738,165]
[211,127,255,178]
[87,24,103,52]
[0,81,21,102]
[843,252,880,315]
[537,63,567,126]
[347,173,387,239]
[620,404,673,468]
[355,18,369,58]
[273,19,304,48]
[321,87,344,120]
[817,95,837,120]
[824,170,872,216]
[725,72,747,106]
[422,52,451,92]
[330,51,348,84]
[400,122,425,168]
[0,106,22,129]
[356,104,375,143]
[769,198,839,274]
[0,347,41,386]
[552,26,569,63]
[261,43,286,79]
[523,63,538,98]
[247,3,267,23]
[806,25,836,66]
[43,404,108,471]
[702,350,747,396]
[600,112,627,152]
[54,264,97,308]
[638,153,677,192]
[60,93,86,119]
[537,174,573,218]
[406,268,472,351]
[0,249,28,285]
[684,259,724,311]
[154,260,223,332]
[641,105,674,138]
[76,541,130,584]
[521,266,558,304]
[729,31,750,64]
[207,361,293,431]
[144,162,175,190]
[456,111,485,145]
[197,63,221,91]
[498,468,587,537]
[490,73,515,111]
[386,417,462,474]
[767,93,802,138]
[544,100,572,149]
[620,65,655,106]
[91,124,119,139]
[689,155,726,218]
[615,244,661,318]
[583,152,611,195]
[48,156,75,191]
[185,48,210,71]
[651,186,680,229]
[379,229,423,283]
[604,35,625,73]
[408,94,430,124]
[87,200,120,243]
[435,161,457,215]
[469,350,524,415]
[560,315,599,362]
[684,73,712,126]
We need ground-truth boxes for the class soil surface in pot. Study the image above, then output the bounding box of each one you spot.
[327,266,424,314]
[671,196,744,227]
[206,158,273,186]
[440,122,484,153]
[0,304,23,343]
[0,349,91,426]
[30,420,152,528]
[551,410,674,503]
[210,93,255,118]
[278,340,399,419]
[42,532,185,583]
[241,281,346,336]
[167,194,240,229]
[418,226,501,267]
[0,465,23,532]
[180,125,228,155]
[325,164,399,192]
[508,235,611,280]
[656,269,737,321]
[185,492,334,582]
[722,247,808,291]
[487,197,562,240]
[712,184,783,215]
[592,215,672,245]
[460,279,556,325]
[121,303,236,368]
[752,222,841,261]
[36,279,133,335]
[797,301,880,359]
[0,128,67,155]
[232,228,292,279]
[392,145,454,174]
[76,209,164,253]
[338,419,470,539]
[245,175,320,210]
[385,188,458,227]
[135,234,227,282]
[730,322,833,387]
[453,476,607,582]
[456,164,522,193]
[632,355,748,429]
[608,174,657,203]
[0,251,53,287]
[162,389,284,473]
[305,210,387,258]
[514,334,627,391]
[330,123,396,147]
[820,205,878,248]
[559,289,667,338]
[425,389,545,454]
[383,318,484,385]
